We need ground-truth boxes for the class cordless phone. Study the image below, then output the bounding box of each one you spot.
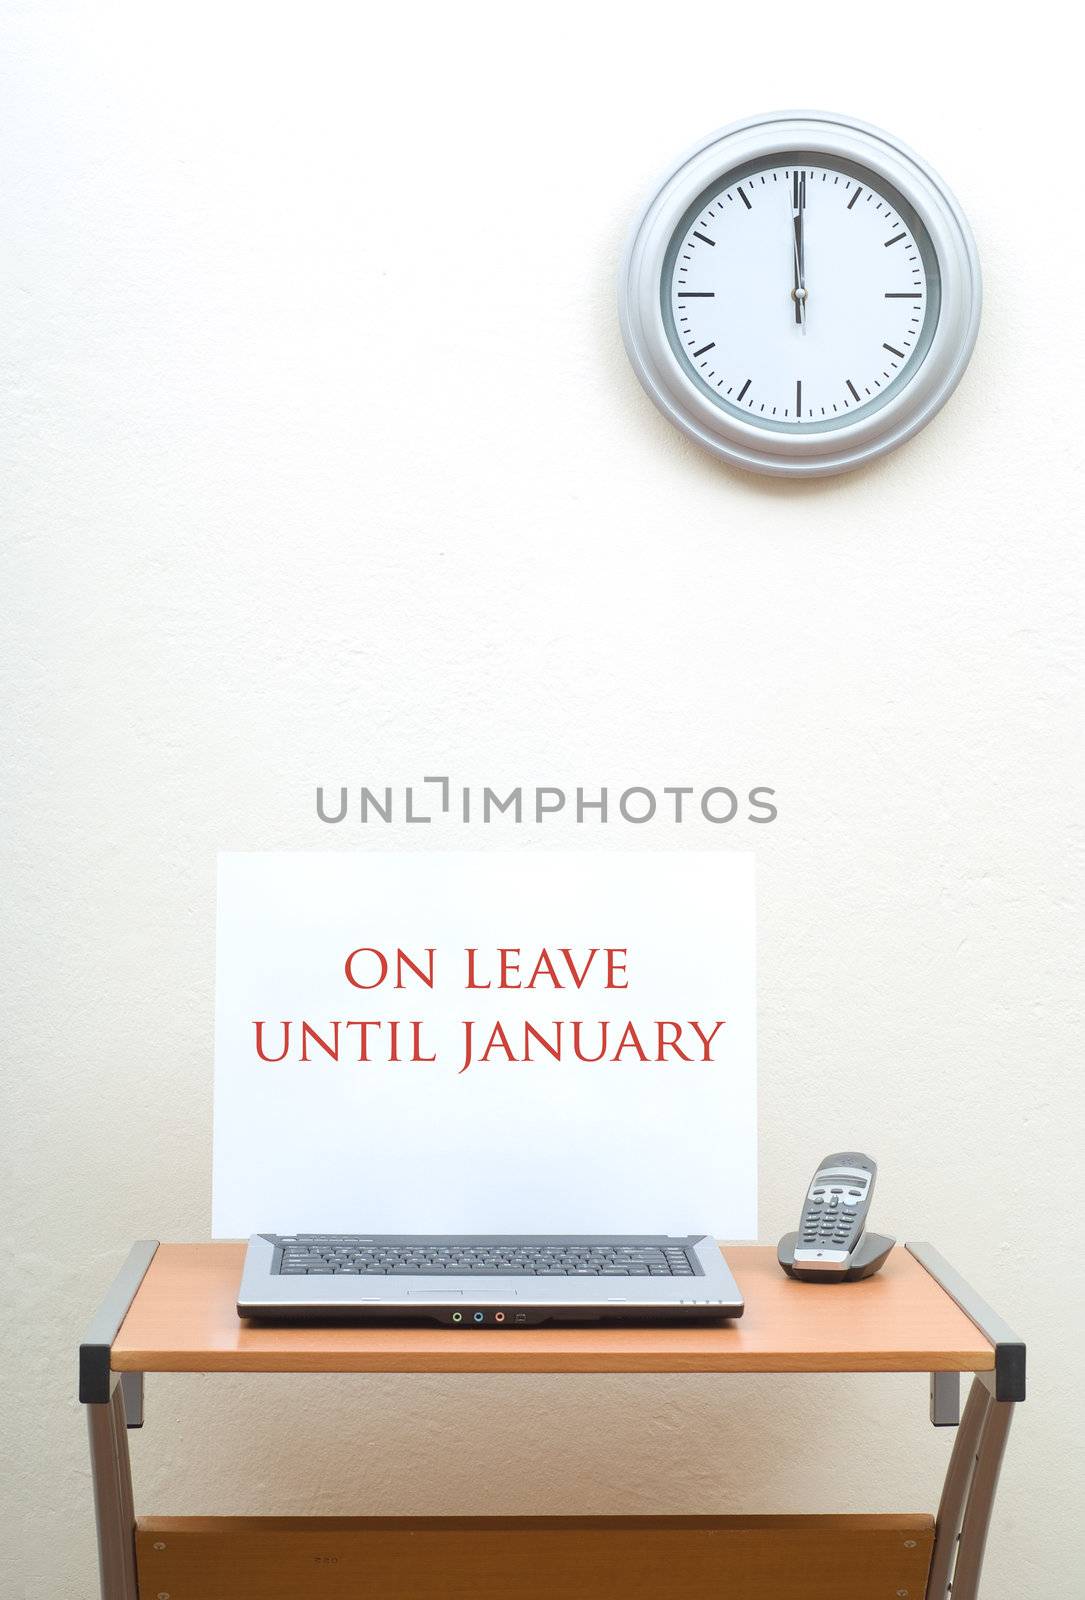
[777,1151,895,1283]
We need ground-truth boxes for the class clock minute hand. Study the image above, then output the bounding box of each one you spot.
[791,170,807,333]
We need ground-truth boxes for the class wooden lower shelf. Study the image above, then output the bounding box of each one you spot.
[137,1512,935,1599]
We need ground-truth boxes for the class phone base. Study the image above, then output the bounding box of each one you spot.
[777,1230,896,1283]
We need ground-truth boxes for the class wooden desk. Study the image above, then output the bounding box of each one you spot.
[110,1241,994,1376]
[80,1242,1024,1600]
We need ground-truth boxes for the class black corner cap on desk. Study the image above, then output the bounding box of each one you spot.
[906,1241,1026,1402]
[79,1240,159,1405]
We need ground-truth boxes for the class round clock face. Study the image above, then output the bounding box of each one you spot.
[620,114,981,477]
[666,162,937,432]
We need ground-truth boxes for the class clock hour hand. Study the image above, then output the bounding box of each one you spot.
[790,170,807,333]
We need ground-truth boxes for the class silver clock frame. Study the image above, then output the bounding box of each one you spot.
[619,111,981,478]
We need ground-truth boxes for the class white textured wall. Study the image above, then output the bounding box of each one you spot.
[2,3,1082,1595]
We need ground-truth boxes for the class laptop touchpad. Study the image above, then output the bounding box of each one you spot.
[410,1288,515,1298]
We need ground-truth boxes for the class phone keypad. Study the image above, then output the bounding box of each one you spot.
[799,1169,870,1249]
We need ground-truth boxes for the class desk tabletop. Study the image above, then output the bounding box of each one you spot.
[109,1243,994,1377]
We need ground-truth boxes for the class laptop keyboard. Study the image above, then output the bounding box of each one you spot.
[270,1235,700,1277]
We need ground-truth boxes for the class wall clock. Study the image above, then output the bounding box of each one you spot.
[619,111,981,477]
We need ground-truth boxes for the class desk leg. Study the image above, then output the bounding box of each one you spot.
[86,1380,139,1600]
[925,1376,1014,1600]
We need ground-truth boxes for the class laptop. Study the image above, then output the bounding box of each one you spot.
[237,1233,744,1325]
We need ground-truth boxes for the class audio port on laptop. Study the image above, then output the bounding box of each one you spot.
[473,1311,485,1323]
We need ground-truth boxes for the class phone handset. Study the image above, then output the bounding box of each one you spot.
[778,1151,895,1282]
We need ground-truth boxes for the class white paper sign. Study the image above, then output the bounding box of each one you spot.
[212,852,757,1239]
